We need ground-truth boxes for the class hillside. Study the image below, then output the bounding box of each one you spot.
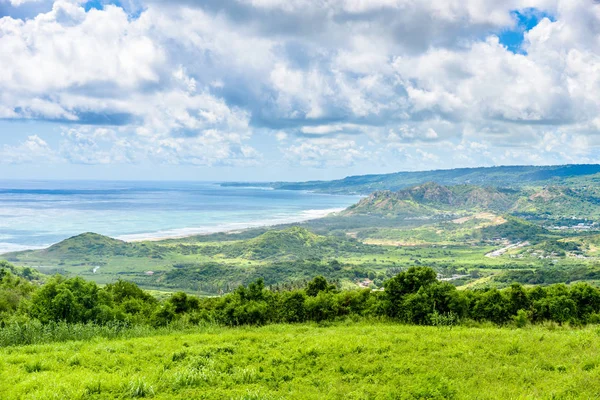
[513,185,600,218]
[343,183,516,217]
[43,233,133,258]
[169,227,378,261]
[4,232,160,264]
[340,181,600,221]
[223,164,600,194]
[238,227,329,259]
[477,217,549,242]
[3,227,386,293]
[0,260,43,282]
[4,178,600,294]
[3,322,600,399]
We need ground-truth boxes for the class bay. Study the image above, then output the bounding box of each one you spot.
[0,180,359,253]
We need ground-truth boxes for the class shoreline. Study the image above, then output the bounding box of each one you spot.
[115,207,345,243]
[0,207,347,254]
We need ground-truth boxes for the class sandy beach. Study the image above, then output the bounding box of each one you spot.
[116,207,345,243]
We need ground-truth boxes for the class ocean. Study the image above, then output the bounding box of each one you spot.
[0,180,360,254]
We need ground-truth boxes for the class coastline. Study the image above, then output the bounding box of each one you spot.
[115,207,345,243]
[0,208,344,253]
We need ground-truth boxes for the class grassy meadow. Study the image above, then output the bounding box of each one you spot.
[2,322,600,399]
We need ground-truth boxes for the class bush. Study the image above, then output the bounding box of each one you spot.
[512,309,530,328]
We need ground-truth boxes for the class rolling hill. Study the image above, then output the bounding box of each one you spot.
[224,164,600,194]
[338,181,600,221]
[343,183,516,217]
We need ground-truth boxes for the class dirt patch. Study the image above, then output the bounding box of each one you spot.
[529,189,555,201]
[452,212,506,225]
[363,239,424,247]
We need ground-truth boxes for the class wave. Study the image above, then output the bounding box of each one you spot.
[0,243,49,254]
[116,207,345,242]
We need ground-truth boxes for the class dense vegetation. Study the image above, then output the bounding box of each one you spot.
[343,180,600,221]
[7,170,600,295]
[5,166,600,397]
[226,164,600,194]
[6,166,600,399]
[5,263,600,349]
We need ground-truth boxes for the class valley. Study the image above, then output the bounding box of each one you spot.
[5,167,600,295]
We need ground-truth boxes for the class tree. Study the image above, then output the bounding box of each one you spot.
[306,276,334,297]
[305,291,339,322]
[471,289,511,324]
[507,283,530,315]
[29,276,108,324]
[569,283,600,322]
[279,291,306,323]
[168,292,201,314]
[383,267,438,318]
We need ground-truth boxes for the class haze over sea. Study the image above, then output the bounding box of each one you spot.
[0,181,359,254]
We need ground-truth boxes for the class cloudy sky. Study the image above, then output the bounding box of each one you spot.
[0,0,599,181]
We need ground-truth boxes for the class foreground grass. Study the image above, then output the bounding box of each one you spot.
[1,322,600,399]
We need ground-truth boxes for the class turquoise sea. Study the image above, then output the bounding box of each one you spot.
[0,181,360,253]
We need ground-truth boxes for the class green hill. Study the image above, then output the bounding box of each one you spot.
[512,185,600,218]
[199,227,377,260]
[3,232,161,269]
[242,227,325,259]
[226,164,600,194]
[340,181,600,221]
[42,233,134,258]
[477,217,549,242]
[0,260,43,282]
[344,183,516,217]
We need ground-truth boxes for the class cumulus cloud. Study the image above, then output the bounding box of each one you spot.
[1,0,600,171]
[282,136,368,168]
[0,135,58,164]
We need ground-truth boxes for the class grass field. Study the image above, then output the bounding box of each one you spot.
[2,322,600,399]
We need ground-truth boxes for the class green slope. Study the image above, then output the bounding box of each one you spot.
[340,181,600,221]
[224,164,600,194]
[343,183,517,217]
[3,322,600,399]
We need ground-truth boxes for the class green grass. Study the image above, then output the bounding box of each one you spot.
[2,321,600,399]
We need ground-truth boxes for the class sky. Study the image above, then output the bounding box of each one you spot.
[0,0,599,182]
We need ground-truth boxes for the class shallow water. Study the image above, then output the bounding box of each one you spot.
[0,180,359,253]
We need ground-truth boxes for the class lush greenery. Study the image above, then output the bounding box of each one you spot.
[5,168,600,296]
[343,181,600,220]
[227,164,600,194]
[5,165,600,398]
[3,322,600,399]
[5,218,600,294]
[5,264,600,349]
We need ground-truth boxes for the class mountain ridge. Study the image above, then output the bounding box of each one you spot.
[223,164,600,194]
[339,180,600,220]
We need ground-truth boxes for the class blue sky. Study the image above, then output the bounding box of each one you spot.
[1,0,599,181]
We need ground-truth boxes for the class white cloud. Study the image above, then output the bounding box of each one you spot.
[0,135,58,164]
[1,0,600,171]
[7,0,45,6]
[275,131,288,141]
[282,136,368,168]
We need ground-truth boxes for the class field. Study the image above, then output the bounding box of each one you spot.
[1,322,600,399]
